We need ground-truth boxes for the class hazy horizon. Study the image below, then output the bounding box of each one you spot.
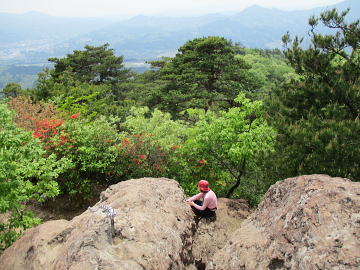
[0,0,345,18]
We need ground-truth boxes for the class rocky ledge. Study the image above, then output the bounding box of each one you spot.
[0,178,250,270]
[0,175,359,270]
[210,174,360,270]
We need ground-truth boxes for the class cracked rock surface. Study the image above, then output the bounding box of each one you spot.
[209,175,360,270]
[2,175,358,270]
[0,178,249,270]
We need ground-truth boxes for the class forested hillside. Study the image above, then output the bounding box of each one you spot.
[0,8,359,253]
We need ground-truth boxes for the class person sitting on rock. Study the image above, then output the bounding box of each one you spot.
[186,180,217,218]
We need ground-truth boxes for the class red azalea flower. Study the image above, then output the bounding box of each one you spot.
[33,131,43,138]
[71,113,80,119]
[198,159,207,164]
[51,119,63,127]
[121,138,131,146]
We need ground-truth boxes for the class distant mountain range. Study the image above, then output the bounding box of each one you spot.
[0,0,358,65]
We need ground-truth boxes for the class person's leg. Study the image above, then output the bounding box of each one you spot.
[202,208,216,218]
[191,201,216,218]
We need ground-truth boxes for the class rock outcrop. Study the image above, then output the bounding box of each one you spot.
[210,175,360,270]
[1,175,359,270]
[0,178,250,270]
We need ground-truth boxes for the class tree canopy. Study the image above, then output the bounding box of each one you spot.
[151,36,260,115]
[48,43,131,85]
[267,8,360,180]
[182,93,275,198]
[1,83,22,98]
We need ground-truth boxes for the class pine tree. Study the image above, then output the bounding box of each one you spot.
[154,36,260,115]
[268,8,360,180]
[49,44,130,85]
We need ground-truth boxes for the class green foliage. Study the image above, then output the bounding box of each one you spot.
[116,69,166,112]
[267,8,360,181]
[143,36,260,116]
[48,43,131,85]
[1,83,23,98]
[181,93,275,198]
[44,115,122,199]
[117,134,170,178]
[33,68,127,120]
[238,48,295,99]
[119,107,188,178]
[0,103,71,251]
[53,87,118,120]
[123,107,187,149]
[55,92,102,120]
[111,91,275,202]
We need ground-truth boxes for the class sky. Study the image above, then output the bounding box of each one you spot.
[0,0,345,18]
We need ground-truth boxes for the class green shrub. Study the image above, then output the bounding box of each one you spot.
[0,102,71,251]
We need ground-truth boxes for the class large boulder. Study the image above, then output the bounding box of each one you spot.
[0,178,194,270]
[0,178,250,270]
[210,175,360,270]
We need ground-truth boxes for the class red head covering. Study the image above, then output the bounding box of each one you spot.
[198,180,210,192]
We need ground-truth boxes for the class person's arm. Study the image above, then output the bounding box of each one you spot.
[192,195,210,211]
[186,192,204,202]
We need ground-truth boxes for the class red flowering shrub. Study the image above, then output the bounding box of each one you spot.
[7,96,59,131]
[6,97,74,151]
[32,119,71,150]
[118,134,168,178]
